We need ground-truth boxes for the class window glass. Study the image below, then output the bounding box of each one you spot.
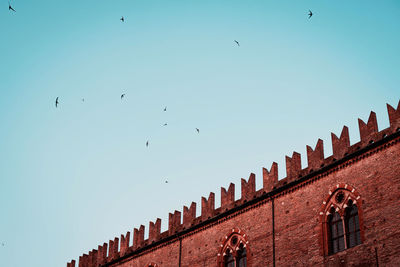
[345,204,361,248]
[329,212,345,254]
[237,249,247,267]
[224,251,235,267]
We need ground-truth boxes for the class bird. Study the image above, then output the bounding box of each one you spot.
[308,10,313,19]
[163,123,168,126]
[120,16,124,22]
[121,94,125,100]
[8,2,15,12]
[82,98,85,102]
[55,97,59,108]
[196,128,200,133]
[146,141,149,147]
[165,180,168,184]
[234,40,240,46]
[164,106,167,112]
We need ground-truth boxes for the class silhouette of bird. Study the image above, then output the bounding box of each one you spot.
[196,128,200,133]
[146,141,149,147]
[308,10,313,19]
[165,180,168,184]
[234,40,240,46]
[163,123,167,126]
[121,94,125,100]
[55,97,59,108]
[8,2,15,12]
[120,16,124,22]
[164,106,167,112]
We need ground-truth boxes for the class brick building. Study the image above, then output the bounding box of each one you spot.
[67,101,400,267]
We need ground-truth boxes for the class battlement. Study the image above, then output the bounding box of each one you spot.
[67,100,400,267]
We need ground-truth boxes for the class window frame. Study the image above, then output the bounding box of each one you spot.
[320,184,364,256]
[217,228,251,267]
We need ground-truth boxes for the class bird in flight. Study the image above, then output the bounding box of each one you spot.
[120,16,124,22]
[234,40,240,46]
[146,140,149,147]
[121,94,125,100]
[308,10,313,19]
[8,2,16,12]
[164,106,167,112]
[196,128,200,133]
[163,123,168,126]
[55,97,59,108]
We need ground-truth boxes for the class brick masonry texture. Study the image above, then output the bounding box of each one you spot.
[67,101,400,267]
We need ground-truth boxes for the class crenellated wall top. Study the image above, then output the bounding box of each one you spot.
[67,100,400,267]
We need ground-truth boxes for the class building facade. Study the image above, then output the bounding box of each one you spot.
[67,101,400,267]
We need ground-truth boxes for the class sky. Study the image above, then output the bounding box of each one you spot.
[0,0,399,266]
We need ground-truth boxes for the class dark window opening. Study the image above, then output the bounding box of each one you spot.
[345,202,361,248]
[329,210,345,254]
[237,244,247,267]
[222,234,248,267]
[224,250,235,267]
[231,236,238,246]
[327,198,362,255]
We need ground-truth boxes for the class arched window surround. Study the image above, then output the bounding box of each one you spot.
[319,183,365,256]
[217,228,252,267]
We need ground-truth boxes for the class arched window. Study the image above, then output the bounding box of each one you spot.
[328,209,345,254]
[345,201,361,248]
[321,185,363,256]
[218,228,250,267]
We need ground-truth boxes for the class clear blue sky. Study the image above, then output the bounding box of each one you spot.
[0,0,399,266]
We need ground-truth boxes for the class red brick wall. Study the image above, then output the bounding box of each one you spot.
[114,241,179,267]
[275,140,400,266]
[105,140,399,267]
[67,102,400,267]
[106,203,273,267]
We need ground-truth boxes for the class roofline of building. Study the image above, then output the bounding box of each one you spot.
[68,100,400,267]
